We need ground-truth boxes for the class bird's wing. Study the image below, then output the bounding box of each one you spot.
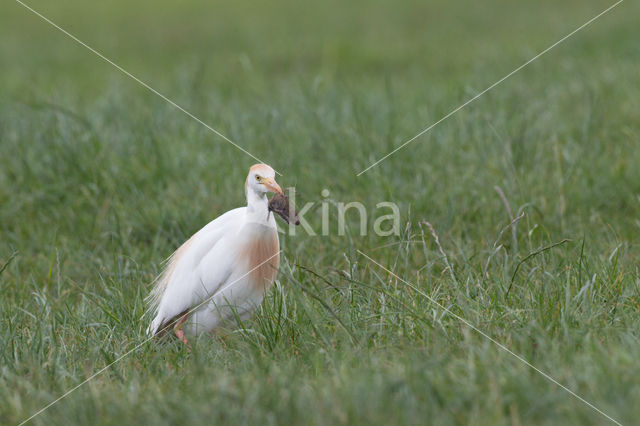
[148,207,245,335]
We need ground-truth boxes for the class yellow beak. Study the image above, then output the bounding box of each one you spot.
[262,177,283,195]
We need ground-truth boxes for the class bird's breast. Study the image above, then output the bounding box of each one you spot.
[239,224,280,292]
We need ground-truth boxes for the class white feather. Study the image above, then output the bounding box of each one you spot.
[148,164,282,337]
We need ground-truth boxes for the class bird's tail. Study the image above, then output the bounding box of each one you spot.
[144,247,183,335]
[145,235,196,336]
[147,315,164,336]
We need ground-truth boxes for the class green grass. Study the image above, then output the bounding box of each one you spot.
[1,0,639,424]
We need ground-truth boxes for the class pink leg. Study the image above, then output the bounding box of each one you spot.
[173,313,190,347]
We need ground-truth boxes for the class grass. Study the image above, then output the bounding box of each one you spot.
[1,0,639,424]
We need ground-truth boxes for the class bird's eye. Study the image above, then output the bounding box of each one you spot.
[255,175,261,181]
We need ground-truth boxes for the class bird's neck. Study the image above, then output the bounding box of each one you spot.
[246,189,270,223]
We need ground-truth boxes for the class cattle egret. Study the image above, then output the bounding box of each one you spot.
[148,164,283,343]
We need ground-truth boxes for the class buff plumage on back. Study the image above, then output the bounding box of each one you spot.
[146,236,194,326]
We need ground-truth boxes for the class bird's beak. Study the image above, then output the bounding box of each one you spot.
[262,177,283,195]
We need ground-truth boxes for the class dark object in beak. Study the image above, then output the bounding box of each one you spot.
[268,193,300,225]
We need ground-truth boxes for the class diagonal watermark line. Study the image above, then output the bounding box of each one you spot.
[356,0,624,176]
[357,249,623,426]
[18,250,283,426]
[13,0,280,175]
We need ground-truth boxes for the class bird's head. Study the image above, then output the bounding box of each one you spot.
[245,164,283,195]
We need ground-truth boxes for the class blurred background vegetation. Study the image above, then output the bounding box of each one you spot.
[1,0,639,424]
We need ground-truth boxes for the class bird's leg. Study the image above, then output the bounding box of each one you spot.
[173,313,190,347]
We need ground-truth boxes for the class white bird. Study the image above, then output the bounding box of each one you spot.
[147,164,283,343]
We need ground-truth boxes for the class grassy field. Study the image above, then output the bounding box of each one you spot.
[1,0,639,424]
